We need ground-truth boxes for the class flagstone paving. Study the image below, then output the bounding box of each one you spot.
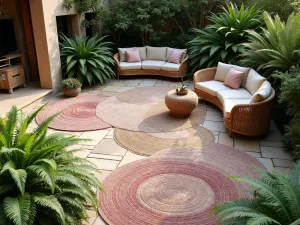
[21,77,295,225]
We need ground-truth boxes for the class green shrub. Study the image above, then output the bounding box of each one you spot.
[274,67,300,159]
[188,3,261,73]
[241,12,300,77]
[61,78,82,89]
[212,163,300,224]
[60,34,115,85]
[0,106,102,225]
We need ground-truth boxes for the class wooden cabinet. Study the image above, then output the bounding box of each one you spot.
[0,54,25,93]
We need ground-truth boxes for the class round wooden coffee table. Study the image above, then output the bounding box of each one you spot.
[165,90,198,117]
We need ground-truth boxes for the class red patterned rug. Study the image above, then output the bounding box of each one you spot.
[36,94,111,131]
[98,144,264,225]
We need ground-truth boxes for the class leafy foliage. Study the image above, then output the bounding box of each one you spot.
[212,163,300,224]
[274,67,300,159]
[63,0,108,27]
[60,34,115,85]
[188,3,261,73]
[104,0,182,46]
[241,12,300,77]
[61,78,82,89]
[0,105,102,225]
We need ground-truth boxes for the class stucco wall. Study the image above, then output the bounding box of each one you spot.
[30,0,84,93]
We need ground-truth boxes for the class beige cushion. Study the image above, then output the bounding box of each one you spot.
[118,48,135,62]
[223,98,251,119]
[161,62,180,72]
[142,60,165,70]
[134,47,146,61]
[146,46,167,61]
[195,81,231,97]
[166,48,187,62]
[217,89,252,103]
[214,62,250,86]
[120,62,142,70]
[250,81,272,103]
[245,69,266,95]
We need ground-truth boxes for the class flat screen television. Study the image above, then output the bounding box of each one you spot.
[0,19,18,58]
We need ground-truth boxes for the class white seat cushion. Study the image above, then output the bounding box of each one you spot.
[161,62,180,72]
[142,60,165,70]
[214,62,250,86]
[195,81,231,97]
[146,46,167,61]
[118,48,135,62]
[217,89,252,103]
[223,98,251,119]
[120,62,142,70]
[245,69,266,95]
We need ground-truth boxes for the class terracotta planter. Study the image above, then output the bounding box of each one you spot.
[64,87,81,97]
[176,89,189,96]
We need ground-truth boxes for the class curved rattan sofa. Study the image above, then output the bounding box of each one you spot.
[194,66,275,137]
[113,46,188,81]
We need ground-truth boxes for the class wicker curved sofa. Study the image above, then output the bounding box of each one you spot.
[194,63,275,137]
[114,46,188,81]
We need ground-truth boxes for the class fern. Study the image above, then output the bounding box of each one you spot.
[0,105,102,225]
[212,163,300,224]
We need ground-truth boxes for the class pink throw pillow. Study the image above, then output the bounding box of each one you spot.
[168,50,183,64]
[224,68,245,89]
[125,50,141,63]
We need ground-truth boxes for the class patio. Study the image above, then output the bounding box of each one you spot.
[21,76,293,225]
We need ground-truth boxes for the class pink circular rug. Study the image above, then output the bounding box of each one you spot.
[98,144,264,225]
[36,95,111,131]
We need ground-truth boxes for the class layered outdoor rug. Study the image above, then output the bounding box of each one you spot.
[36,95,111,131]
[96,97,205,132]
[117,86,174,104]
[114,126,215,156]
[98,144,264,225]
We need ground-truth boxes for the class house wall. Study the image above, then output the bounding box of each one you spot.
[30,0,85,93]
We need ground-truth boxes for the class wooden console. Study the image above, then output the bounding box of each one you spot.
[0,53,25,93]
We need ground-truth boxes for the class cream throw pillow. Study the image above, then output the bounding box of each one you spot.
[146,46,167,61]
[118,48,135,62]
[250,81,272,103]
[245,69,266,95]
[214,62,250,86]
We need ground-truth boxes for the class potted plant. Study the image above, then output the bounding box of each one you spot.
[62,78,82,97]
[176,82,189,95]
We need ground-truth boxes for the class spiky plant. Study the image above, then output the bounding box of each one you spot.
[212,164,300,225]
[60,34,115,85]
[0,105,102,225]
[188,3,261,73]
[241,12,300,77]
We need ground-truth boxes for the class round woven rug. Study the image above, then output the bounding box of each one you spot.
[96,97,205,132]
[117,86,173,104]
[36,95,111,131]
[114,126,215,156]
[98,146,264,225]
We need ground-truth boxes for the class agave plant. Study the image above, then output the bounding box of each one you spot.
[241,12,300,77]
[60,34,115,85]
[188,3,261,73]
[0,106,102,225]
[212,164,300,224]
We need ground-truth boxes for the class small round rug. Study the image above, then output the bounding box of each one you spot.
[96,97,205,132]
[98,147,264,225]
[117,86,173,104]
[114,126,215,156]
[36,95,111,131]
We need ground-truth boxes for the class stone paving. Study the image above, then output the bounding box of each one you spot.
[22,77,294,225]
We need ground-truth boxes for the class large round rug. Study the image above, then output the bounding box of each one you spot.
[98,144,265,225]
[96,97,205,132]
[114,126,215,156]
[36,95,111,131]
[117,86,173,104]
